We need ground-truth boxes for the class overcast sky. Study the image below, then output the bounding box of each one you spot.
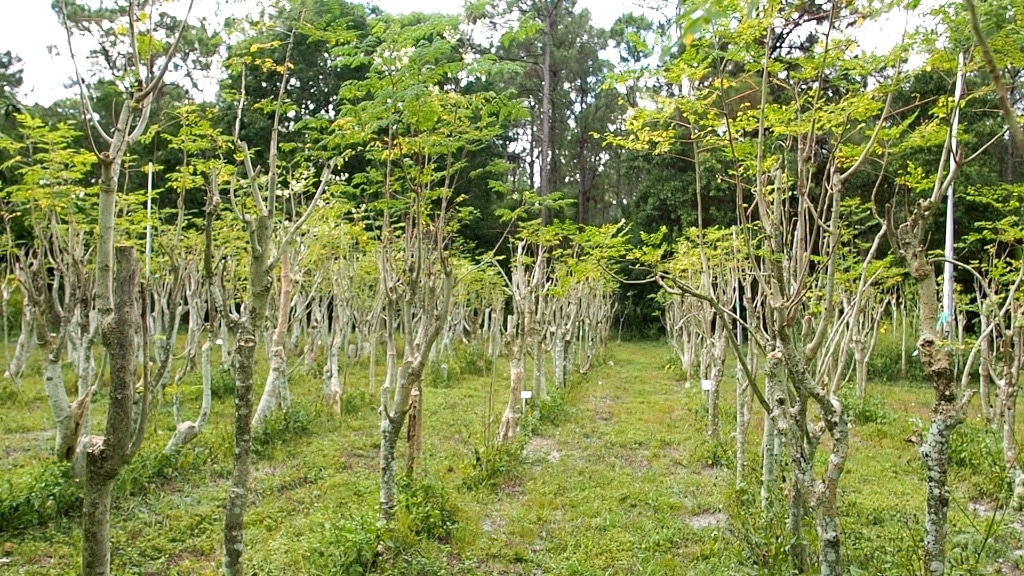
[3,0,906,106]
[2,0,663,105]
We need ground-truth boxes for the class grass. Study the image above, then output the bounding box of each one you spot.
[0,339,1021,575]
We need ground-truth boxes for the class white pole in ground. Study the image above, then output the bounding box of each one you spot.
[146,161,154,281]
[943,53,965,332]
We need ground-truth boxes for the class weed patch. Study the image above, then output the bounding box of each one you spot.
[252,402,319,457]
[397,476,461,544]
[463,441,525,491]
[0,462,81,534]
[949,422,1006,501]
[308,512,381,576]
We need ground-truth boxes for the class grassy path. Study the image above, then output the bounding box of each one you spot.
[0,340,1020,574]
[459,341,738,575]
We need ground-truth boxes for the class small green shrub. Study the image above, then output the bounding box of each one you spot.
[448,343,493,377]
[841,392,892,425]
[0,462,81,533]
[841,506,921,574]
[424,362,452,389]
[117,450,178,497]
[723,485,790,573]
[5,291,23,333]
[116,443,217,497]
[426,344,495,388]
[867,332,925,383]
[397,477,460,544]
[253,403,317,457]
[210,365,235,399]
[949,422,1006,501]
[338,390,373,416]
[692,435,733,469]
[0,380,20,404]
[519,389,572,435]
[947,505,1012,575]
[463,441,524,491]
[309,513,381,576]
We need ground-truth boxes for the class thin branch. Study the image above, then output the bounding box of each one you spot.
[134,0,196,103]
[269,159,337,271]
[965,0,1024,151]
[127,0,143,83]
[60,0,112,147]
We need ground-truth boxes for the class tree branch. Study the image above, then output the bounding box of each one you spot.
[965,0,1024,152]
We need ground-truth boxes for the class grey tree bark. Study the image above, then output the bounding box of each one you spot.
[890,126,972,576]
[82,246,142,576]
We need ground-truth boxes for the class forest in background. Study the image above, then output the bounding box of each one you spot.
[1,0,1024,574]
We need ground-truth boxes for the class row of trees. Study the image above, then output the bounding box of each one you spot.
[624,0,1024,574]
[1,2,624,575]
[1,0,1023,574]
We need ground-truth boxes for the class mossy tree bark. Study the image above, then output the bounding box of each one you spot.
[377,236,453,522]
[82,246,142,576]
[889,114,972,576]
[222,200,272,576]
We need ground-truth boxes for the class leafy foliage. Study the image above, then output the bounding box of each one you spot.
[0,462,80,534]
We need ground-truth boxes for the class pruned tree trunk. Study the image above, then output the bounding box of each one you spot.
[82,246,142,576]
[165,340,213,454]
[706,325,727,441]
[223,200,273,576]
[377,238,453,523]
[979,312,994,426]
[405,385,422,478]
[532,334,547,400]
[498,331,525,444]
[223,323,256,576]
[890,116,973,574]
[5,288,33,385]
[253,250,295,433]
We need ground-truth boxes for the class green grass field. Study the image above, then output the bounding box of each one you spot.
[0,340,1020,575]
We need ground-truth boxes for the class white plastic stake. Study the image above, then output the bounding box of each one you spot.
[942,52,965,333]
[145,161,154,281]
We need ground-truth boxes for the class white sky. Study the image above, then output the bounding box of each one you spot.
[1,0,664,105]
[2,0,910,106]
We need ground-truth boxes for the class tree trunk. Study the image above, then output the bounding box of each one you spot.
[552,337,568,389]
[223,329,255,576]
[532,333,546,400]
[81,475,115,576]
[735,338,753,488]
[979,314,993,426]
[761,352,783,508]
[224,206,272,576]
[165,340,213,454]
[538,1,554,223]
[380,413,402,522]
[82,246,141,576]
[253,251,294,432]
[405,385,422,478]
[707,326,726,441]
[1004,381,1023,509]
[378,333,401,522]
[5,294,33,384]
[853,334,869,399]
[498,338,526,444]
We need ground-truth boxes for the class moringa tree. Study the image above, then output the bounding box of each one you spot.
[332,13,523,519]
[56,2,199,573]
[615,1,907,571]
[0,115,99,462]
[220,16,340,573]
